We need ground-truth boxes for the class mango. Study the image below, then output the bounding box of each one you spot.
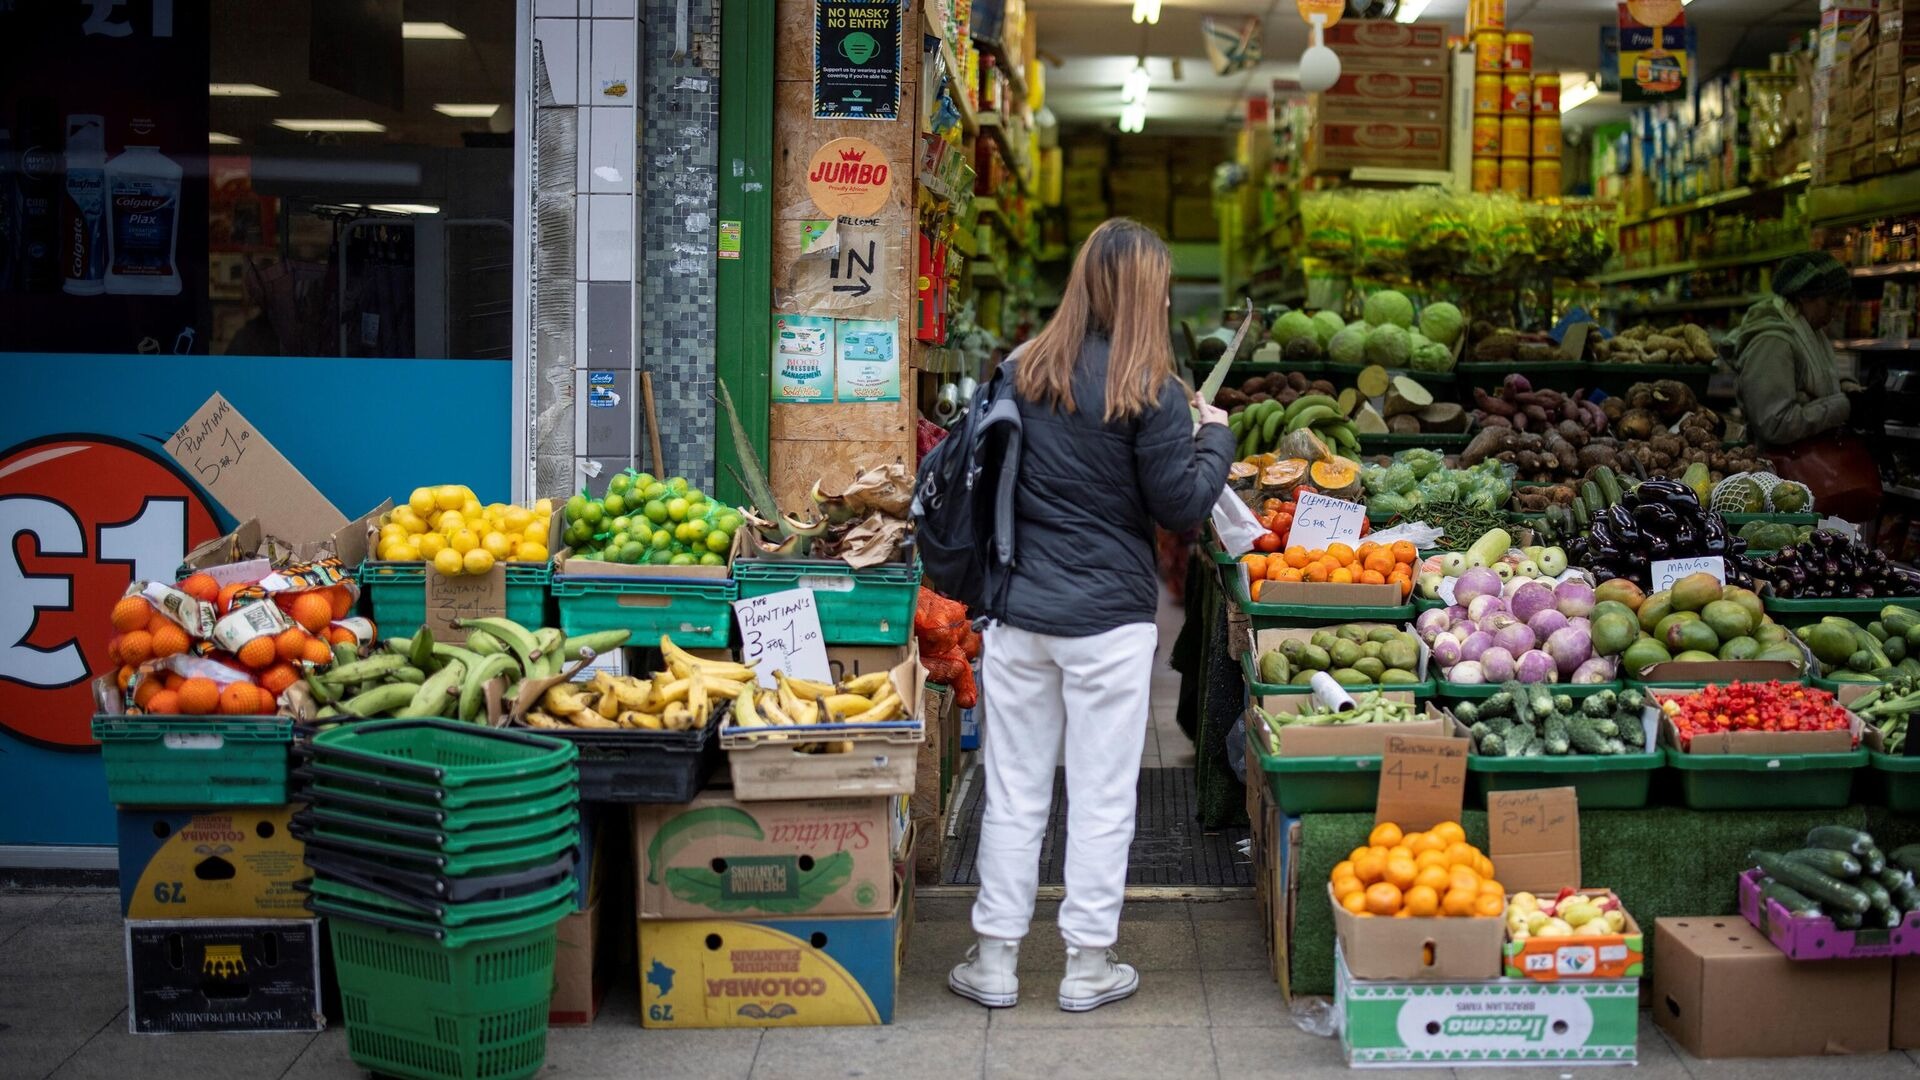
[1592,611,1640,657]
[1717,636,1760,661]
[1621,636,1672,673]
[1722,586,1765,628]
[1594,578,1646,611]
[1637,590,1674,633]
[1670,572,1723,613]
[1701,599,1755,641]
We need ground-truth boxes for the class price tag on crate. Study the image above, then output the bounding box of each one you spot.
[1649,555,1724,592]
[1287,492,1366,553]
[1376,732,1468,832]
[733,588,833,689]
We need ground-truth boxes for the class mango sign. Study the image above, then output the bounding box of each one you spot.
[0,437,221,746]
[806,138,893,218]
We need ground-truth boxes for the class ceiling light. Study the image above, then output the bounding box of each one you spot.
[273,119,388,132]
[1119,101,1146,133]
[1130,0,1159,26]
[433,103,501,118]
[368,203,441,215]
[403,21,466,39]
[1123,65,1151,105]
[1394,0,1432,22]
[208,132,241,144]
[1562,78,1602,112]
[209,83,279,97]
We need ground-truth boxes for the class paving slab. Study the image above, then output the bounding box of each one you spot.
[48,1022,315,1080]
[1200,967,1289,1028]
[0,891,67,947]
[1209,1023,1448,1080]
[751,1024,984,1080]
[987,1024,1217,1080]
[986,968,1207,1030]
[546,1022,763,1080]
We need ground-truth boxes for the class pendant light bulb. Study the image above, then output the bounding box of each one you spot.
[1131,0,1160,25]
[1123,63,1152,105]
[1297,15,1341,94]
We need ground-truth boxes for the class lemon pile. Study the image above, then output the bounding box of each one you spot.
[377,485,555,576]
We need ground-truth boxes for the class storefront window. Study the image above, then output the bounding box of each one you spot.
[0,0,515,358]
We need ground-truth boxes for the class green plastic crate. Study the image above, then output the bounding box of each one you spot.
[1436,680,1623,701]
[1223,564,1413,627]
[302,805,581,856]
[550,575,735,648]
[357,562,551,639]
[1663,747,1868,810]
[1322,362,1455,390]
[310,719,577,786]
[1253,746,1385,815]
[1762,595,1920,619]
[326,907,563,1080]
[1357,432,1474,455]
[91,716,293,807]
[1720,513,1820,528]
[1466,751,1662,809]
[1809,674,1885,694]
[734,556,918,644]
[1242,653,1434,702]
[1868,751,1920,813]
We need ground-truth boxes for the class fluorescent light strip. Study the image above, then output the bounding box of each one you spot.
[433,103,501,118]
[1562,80,1602,112]
[208,132,241,144]
[368,203,440,215]
[1130,0,1159,25]
[1394,0,1432,22]
[1122,66,1151,106]
[209,83,279,97]
[273,119,387,132]
[403,21,466,39]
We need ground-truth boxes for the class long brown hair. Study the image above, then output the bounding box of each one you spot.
[1015,217,1175,422]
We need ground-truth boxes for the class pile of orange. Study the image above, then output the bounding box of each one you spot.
[1244,540,1418,602]
[1329,820,1504,919]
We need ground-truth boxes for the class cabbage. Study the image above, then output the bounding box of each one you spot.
[1411,341,1454,371]
[1362,289,1415,329]
[1419,301,1464,346]
[1310,310,1345,348]
[1363,323,1411,365]
[1328,323,1370,365]
[1273,310,1317,346]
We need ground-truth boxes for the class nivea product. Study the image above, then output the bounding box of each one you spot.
[60,114,105,295]
[13,102,59,293]
[104,142,180,295]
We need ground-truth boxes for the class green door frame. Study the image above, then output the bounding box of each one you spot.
[714,0,775,510]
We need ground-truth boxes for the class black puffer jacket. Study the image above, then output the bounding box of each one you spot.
[999,336,1237,637]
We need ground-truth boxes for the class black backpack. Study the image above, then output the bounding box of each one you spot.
[911,359,1023,622]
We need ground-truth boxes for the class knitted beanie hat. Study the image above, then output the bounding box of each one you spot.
[1772,251,1850,300]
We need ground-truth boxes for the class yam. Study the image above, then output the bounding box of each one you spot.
[1417,402,1469,433]
[1383,376,1433,418]
[1356,364,1392,399]
[1336,387,1359,417]
[1354,402,1390,435]
[1387,414,1422,435]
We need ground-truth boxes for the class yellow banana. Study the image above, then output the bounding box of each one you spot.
[618,709,663,730]
[759,691,798,727]
[610,676,653,711]
[542,684,591,717]
[847,690,903,724]
[569,712,620,729]
[778,673,836,701]
[664,702,692,731]
[525,710,563,729]
[592,687,620,720]
[687,668,709,729]
[731,686,766,727]
[820,693,874,719]
[841,671,892,697]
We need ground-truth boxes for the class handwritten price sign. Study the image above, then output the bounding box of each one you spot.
[1376,732,1468,832]
[733,588,832,688]
[1650,555,1724,591]
[1287,492,1365,553]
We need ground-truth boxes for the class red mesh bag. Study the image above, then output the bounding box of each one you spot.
[952,663,977,708]
[922,653,969,684]
[915,587,967,654]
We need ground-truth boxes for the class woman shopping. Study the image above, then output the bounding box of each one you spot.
[947,218,1235,1012]
[1730,251,1880,520]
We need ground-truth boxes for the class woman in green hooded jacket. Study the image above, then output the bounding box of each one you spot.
[1730,251,1852,447]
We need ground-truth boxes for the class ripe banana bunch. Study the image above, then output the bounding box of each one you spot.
[308,619,630,724]
[730,667,905,736]
[524,634,756,732]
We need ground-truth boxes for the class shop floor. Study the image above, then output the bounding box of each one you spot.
[941,767,1253,888]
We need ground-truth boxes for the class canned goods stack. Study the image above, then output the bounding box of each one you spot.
[1468,0,1559,202]
[1469,0,1505,192]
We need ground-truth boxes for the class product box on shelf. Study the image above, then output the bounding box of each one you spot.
[637,856,913,1028]
[550,896,608,1027]
[1335,945,1639,1067]
[632,791,900,919]
[116,806,307,920]
[1320,20,1448,72]
[1737,867,1920,960]
[1485,788,1644,981]
[1651,916,1893,1058]
[1312,71,1451,119]
[125,918,324,1034]
[1307,118,1450,173]
[719,643,926,802]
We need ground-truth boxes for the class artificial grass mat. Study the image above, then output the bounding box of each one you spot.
[1287,805,1920,997]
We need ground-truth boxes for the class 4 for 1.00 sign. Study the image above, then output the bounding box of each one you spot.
[0,437,222,746]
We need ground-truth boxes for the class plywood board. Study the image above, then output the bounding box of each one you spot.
[770,438,904,511]
[774,87,915,220]
[775,0,812,83]
[771,399,910,442]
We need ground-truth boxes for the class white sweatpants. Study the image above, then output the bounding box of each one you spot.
[970,621,1157,950]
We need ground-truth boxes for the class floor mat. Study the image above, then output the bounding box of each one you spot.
[941,767,1253,887]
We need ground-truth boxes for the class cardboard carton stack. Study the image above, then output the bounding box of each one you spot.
[1307,21,1451,175]
[1818,8,1876,183]
[1880,1,1920,169]
[1062,137,1110,244]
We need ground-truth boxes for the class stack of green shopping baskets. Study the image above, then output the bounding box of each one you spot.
[291,719,579,1080]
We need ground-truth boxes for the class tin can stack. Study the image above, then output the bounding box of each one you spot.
[1468,1,1558,202]
[1469,0,1506,192]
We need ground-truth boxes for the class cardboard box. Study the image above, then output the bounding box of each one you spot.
[1485,788,1645,981]
[638,865,912,1028]
[117,806,307,920]
[1336,945,1639,1066]
[1170,195,1217,242]
[1255,694,1446,757]
[633,792,899,919]
[125,918,324,1034]
[1321,20,1449,72]
[1896,957,1920,1050]
[1307,117,1449,173]
[721,644,926,802]
[1312,71,1451,118]
[1652,916,1893,1057]
[1241,562,1407,609]
[1652,688,1862,755]
[550,897,608,1027]
[910,681,953,823]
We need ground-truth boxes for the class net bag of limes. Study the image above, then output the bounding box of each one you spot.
[295,719,579,1080]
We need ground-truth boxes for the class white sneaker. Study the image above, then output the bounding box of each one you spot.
[1058,946,1139,1012]
[948,937,1020,1008]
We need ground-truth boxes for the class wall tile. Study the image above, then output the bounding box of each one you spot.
[534,0,576,16]
[533,19,580,106]
[586,193,634,280]
[592,0,637,16]
[584,282,633,367]
[573,193,592,280]
[582,368,636,459]
[574,106,594,193]
[588,19,638,103]
[586,106,636,193]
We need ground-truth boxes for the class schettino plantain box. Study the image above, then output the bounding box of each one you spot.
[117,806,307,919]
[638,865,912,1028]
[632,792,900,919]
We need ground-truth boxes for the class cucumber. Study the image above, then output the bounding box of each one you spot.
[1895,883,1920,914]
[1879,866,1916,891]
[1862,846,1886,876]
[1750,850,1872,914]
[1868,904,1903,930]
[1593,466,1623,508]
[1783,848,1863,879]
[1832,908,1865,930]
[1861,878,1894,913]
[1572,497,1589,529]
[1758,877,1823,917]
[1581,481,1603,516]
[1893,845,1920,875]
[1806,825,1875,856]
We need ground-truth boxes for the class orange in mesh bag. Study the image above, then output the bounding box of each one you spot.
[916,587,968,654]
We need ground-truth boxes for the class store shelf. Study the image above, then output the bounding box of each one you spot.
[941,37,978,137]
[969,34,1028,102]
[1808,167,1920,228]
[1619,173,1810,229]
[1850,261,1920,278]
[1888,423,1920,441]
[975,112,1030,196]
[1886,483,1920,502]
[1592,245,1805,285]
[1611,292,1765,314]
[1835,338,1920,351]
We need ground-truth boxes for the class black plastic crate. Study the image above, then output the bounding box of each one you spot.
[530,722,722,803]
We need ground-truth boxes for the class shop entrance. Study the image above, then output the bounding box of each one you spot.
[935,589,1254,892]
